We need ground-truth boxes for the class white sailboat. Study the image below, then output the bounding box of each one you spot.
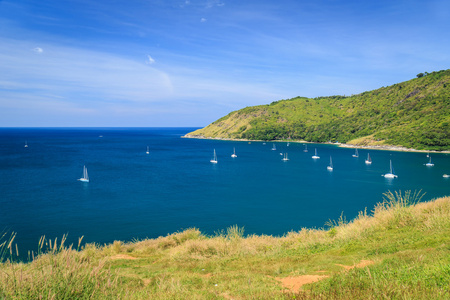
[282,153,289,161]
[24,141,28,148]
[146,146,149,154]
[327,156,333,171]
[382,160,398,178]
[210,149,218,164]
[443,174,450,178]
[231,147,237,158]
[312,148,320,159]
[271,143,276,151]
[352,148,359,158]
[78,165,89,182]
[425,156,434,167]
[365,153,372,165]
[287,142,290,147]
[303,144,308,152]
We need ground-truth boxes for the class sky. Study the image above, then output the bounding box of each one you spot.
[0,0,449,127]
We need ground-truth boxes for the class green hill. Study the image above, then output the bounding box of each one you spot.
[187,70,450,151]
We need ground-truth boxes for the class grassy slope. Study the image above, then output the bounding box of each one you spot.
[187,70,450,150]
[1,192,450,299]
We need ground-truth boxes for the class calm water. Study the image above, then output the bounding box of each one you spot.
[1,128,449,259]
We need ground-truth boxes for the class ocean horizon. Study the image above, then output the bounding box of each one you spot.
[1,127,449,260]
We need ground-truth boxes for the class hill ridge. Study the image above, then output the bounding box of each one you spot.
[187,69,450,150]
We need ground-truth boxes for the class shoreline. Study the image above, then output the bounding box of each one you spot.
[182,134,450,154]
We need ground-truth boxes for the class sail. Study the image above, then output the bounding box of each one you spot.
[84,166,89,181]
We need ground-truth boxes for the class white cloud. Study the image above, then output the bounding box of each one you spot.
[206,0,225,8]
[146,55,155,64]
[33,47,43,53]
[200,18,207,22]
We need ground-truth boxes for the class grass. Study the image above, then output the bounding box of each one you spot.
[1,191,449,299]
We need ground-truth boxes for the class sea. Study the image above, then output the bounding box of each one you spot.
[1,127,449,260]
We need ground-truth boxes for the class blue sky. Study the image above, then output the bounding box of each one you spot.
[1,0,449,127]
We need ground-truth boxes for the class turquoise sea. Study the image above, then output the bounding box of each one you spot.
[1,128,449,260]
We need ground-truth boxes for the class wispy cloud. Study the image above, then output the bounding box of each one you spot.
[200,18,207,23]
[146,55,155,64]
[33,47,43,53]
[0,37,286,126]
[206,0,225,9]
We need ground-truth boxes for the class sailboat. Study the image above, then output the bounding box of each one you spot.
[352,148,359,158]
[365,153,372,165]
[210,149,218,164]
[443,174,450,178]
[271,144,276,151]
[146,146,149,154]
[231,147,237,158]
[382,160,397,178]
[303,144,308,152]
[282,153,289,161]
[425,156,434,167]
[312,148,320,159]
[327,156,333,171]
[24,141,28,148]
[287,142,290,147]
[78,165,89,182]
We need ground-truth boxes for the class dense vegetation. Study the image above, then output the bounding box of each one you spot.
[187,69,450,150]
[1,192,450,299]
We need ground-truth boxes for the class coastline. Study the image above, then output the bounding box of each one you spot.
[182,134,450,154]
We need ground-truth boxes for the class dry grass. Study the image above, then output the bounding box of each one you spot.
[1,192,449,299]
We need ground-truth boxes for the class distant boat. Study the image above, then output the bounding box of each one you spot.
[426,153,429,158]
[231,147,237,158]
[24,141,28,148]
[210,149,218,164]
[78,165,89,182]
[443,174,450,178]
[365,153,372,165]
[282,153,289,161]
[303,144,308,152]
[312,148,320,159]
[271,144,276,150]
[287,142,290,147]
[146,146,149,154]
[327,156,333,171]
[352,148,359,158]
[262,142,266,145]
[425,156,434,167]
[382,160,398,178]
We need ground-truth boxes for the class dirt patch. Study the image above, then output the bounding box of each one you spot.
[110,254,138,260]
[221,293,235,300]
[142,278,151,286]
[336,259,374,271]
[273,260,375,292]
[276,275,329,292]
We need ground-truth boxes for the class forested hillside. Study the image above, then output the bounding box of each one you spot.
[187,69,450,150]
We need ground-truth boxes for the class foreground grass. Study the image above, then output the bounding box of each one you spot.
[1,191,450,299]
